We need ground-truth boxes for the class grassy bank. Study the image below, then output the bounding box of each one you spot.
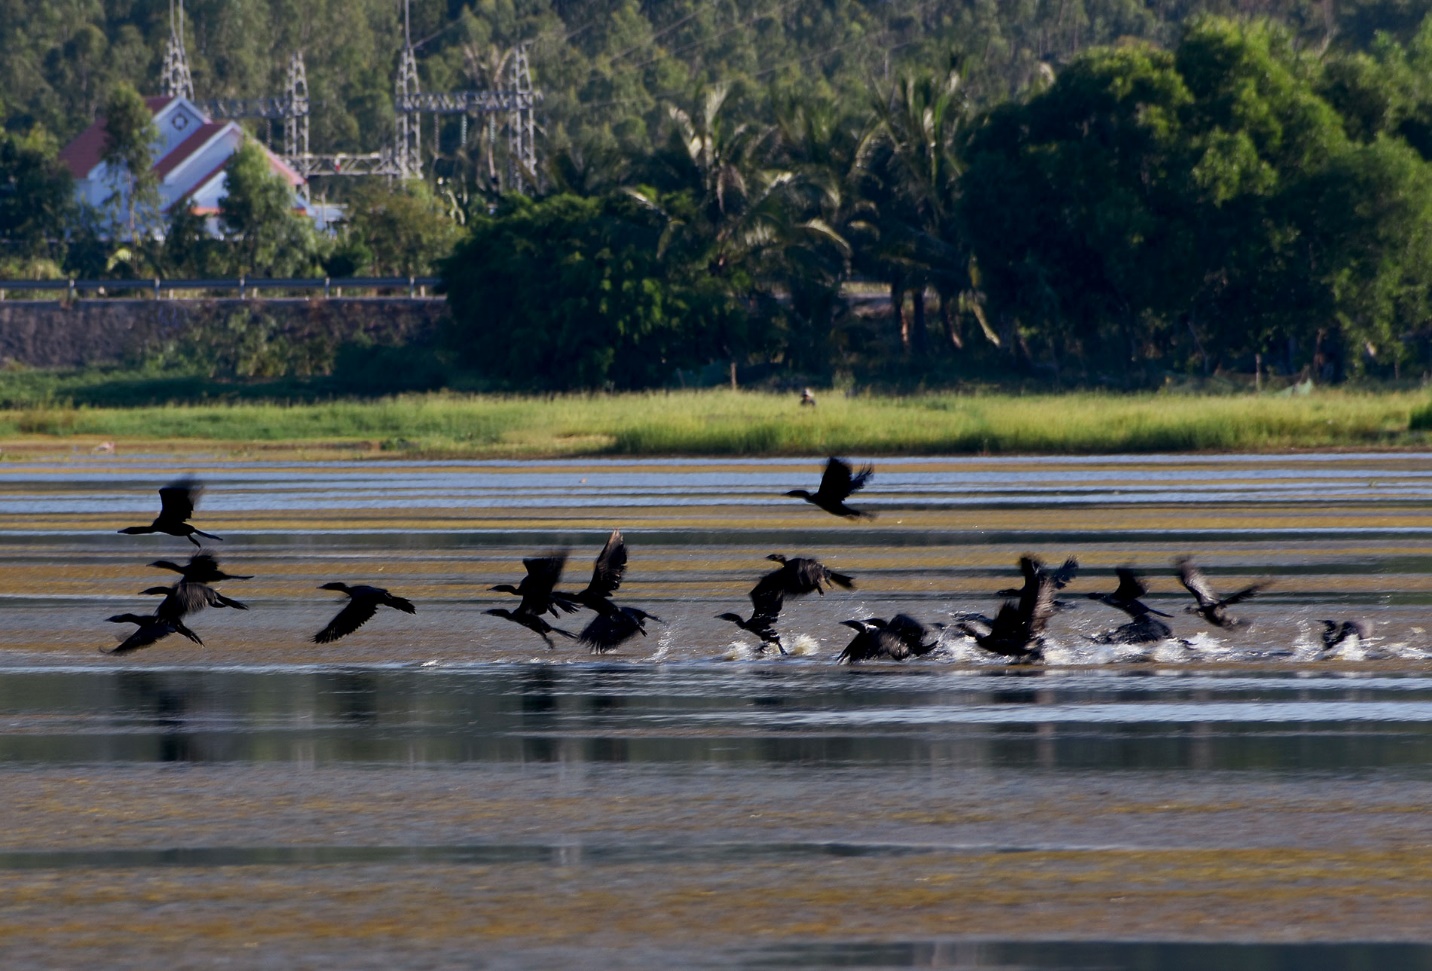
[0,389,1429,457]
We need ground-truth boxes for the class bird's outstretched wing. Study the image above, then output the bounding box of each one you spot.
[314,599,379,644]
[585,530,628,600]
[1048,557,1079,589]
[1113,567,1149,603]
[1175,558,1219,608]
[158,479,202,522]
[1220,581,1269,608]
[578,609,643,652]
[818,457,873,501]
[108,624,169,655]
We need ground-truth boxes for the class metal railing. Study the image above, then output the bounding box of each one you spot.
[0,276,443,301]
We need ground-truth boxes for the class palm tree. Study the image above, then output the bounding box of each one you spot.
[861,66,990,355]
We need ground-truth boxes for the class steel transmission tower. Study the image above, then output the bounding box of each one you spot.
[506,43,537,192]
[161,0,194,101]
[160,0,539,188]
[394,8,422,180]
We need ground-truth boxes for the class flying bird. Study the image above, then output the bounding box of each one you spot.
[148,551,253,584]
[491,554,578,618]
[753,554,855,601]
[104,613,203,655]
[1086,567,1171,620]
[313,583,416,643]
[1175,557,1269,628]
[1321,619,1372,652]
[140,580,248,621]
[563,530,631,614]
[997,555,1079,609]
[118,479,223,547]
[785,457,875,519]
[578,606,661,654]
[955,556,1060,661]
[837,614,941,664]
[717,579,786,654]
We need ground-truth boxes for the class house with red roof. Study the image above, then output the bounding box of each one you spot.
[59,94,319,237]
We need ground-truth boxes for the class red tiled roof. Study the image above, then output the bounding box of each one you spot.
[58,95,182,180]
[153,122,229,179]
[57,120,107,179]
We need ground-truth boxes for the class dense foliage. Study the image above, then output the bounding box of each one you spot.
[8,3,1432,389]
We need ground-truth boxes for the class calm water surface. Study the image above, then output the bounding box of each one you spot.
[2,452,1432,968]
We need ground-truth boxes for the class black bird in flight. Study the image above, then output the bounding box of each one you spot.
[141,580,248,622]
[1321,618,1372,652]
[1175,557,1269,628]
[492,554,579,617]
[717,580,786,654]
[104,613,203,655]
[485,607,576,649]
[785,457,875,519]
[753,554,855,600]
[997,555,1079,610]
[1086,567,1171,620]
[313,583,416,643]
[578,605,661,654]
[149,551,253,584]
[956,557,1058,661]
[118,479,223,547]
[564,530,631,613]
[837,614,942,664]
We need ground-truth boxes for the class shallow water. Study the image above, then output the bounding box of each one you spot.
[3,451,1432,968]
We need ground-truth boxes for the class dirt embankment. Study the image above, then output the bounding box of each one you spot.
[0,297,447,368]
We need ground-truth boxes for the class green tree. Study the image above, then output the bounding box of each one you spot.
[0,126,72,264]
[341,181,462,276]
[100,81,159,241]
[219,140,322,276]
[442,191,743,390]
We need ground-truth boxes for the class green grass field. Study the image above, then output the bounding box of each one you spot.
[0,388,1430,457]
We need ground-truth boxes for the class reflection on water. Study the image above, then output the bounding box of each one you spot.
[3,453,1432,966]
[6,665,1432,772]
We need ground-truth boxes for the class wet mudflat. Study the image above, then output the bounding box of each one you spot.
[2,451,1432,968]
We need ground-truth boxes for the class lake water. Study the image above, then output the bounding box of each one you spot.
[2,451,1432,969]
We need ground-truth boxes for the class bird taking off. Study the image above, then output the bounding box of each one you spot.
[564,530,628,613]
[491,554,578,618]
[785,457,875,519]
[104,613,202,655]
[148,551,252,584]
[313,583,416,644]
[837,614,942,664]
[118,479,222,547]
[1086,567,1171,620]
[800,388,817,407]
[1321,619,1372,652]
[1175,557,1269,628]
[754,554,855,599]
[578,606,661,654]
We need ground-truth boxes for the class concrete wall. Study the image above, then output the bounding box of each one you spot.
[0,297,447,369]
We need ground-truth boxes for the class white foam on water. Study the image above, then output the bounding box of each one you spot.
[784,634,820,657]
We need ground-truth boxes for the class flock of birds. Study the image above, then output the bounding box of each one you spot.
[101,460,1372,661]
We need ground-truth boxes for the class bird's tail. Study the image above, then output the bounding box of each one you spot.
[192,529,224,544]
[827,571,856,590]
[117,526,154,535]
[389,596,418,614]
[215,593,249,610]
